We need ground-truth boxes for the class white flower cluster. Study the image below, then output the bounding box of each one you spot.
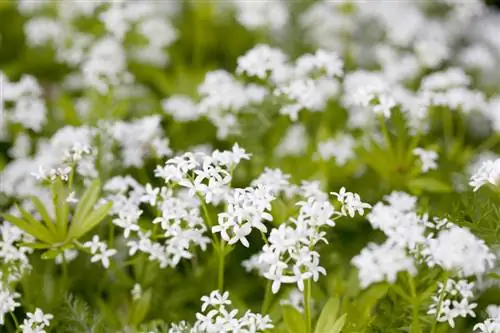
[0,280,20,326]
[0,223,33,275]
[106,115,172,167]
[428,279,477,328]
[155,144,250,204]
[245,188,369,293]
[475,305,500,333]
[413,148,439,173]
[104,176,209,269]
[21,1,179,93]
[353,192,496,288]
[83,235,117,269]
[169,290,273,333]
[213,185,274,247]
[20,308,53,333]
[197,70,268,139]
[316,134,356,166]
[276,124,308,157]
[469,158,500,191]
[0,73,47,136]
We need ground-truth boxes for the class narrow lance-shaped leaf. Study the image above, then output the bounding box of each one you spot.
[52,178,70,240]
[67,201,112,241]
[1,212,53,244]
[282,305,307,333]
[329,313,347,333]
[314,297,341,333]
[16,204,57,244]
[72,179,101,229]
[31,196,56,234]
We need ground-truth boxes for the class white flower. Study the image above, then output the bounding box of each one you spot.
[423,224,495,276]
[373,93,396,118]
[236,44,288,80]
[352,240,416,288]
[20,308,53,333]
[413,147,438,172]
[469,158,500,191]
[331,187,371,218]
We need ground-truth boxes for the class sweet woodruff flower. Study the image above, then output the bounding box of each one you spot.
[20,308,53,333]
[413,147,438,173]
[427,279,477,329]
[353,192,496,288]
[244,188,369,293]
[469,158,500,191]
[169,290,273,333]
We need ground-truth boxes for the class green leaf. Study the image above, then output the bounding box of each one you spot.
[2,212,53,244]
[52,178,70,239]
[330,314,347,333]
[67,201,112,240]
[72,179,101,230]
[31,196,56,234]
[314,297,340,333]
[408,177,452,193]
[41,247,65,260]
[129,288,153,325]
[282,305,307,333]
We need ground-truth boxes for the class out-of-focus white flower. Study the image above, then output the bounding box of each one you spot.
[469,158,500,191]
[413,147,438,172]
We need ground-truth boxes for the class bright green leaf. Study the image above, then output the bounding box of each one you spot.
[330,313,347,333]
[282,305,307,333]
[408,177,452,193]
[72,179,101,230]
[314,297,340,333]
[2,212,53,244]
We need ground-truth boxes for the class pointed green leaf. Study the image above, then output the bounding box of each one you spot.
[41,247,64,260]
[408,177,452,193]
[130,288,153,325]
[20,242,53,249]
[67,201,112,240]
[330,313,347,333]
[314,297,340,333]
[31,196,56,234]
[72,179,101,229]
[1,213,53,244]
[282,305,307,333]
[52,178,69,238]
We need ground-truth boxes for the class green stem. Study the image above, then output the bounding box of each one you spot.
[304,279,312,333]
[108,221,114,248]
[10,312,20,333]
[430,274,449,333]
[218,240,225,291]
[261,279,273,314]
[62,253,69,290]
[407,273,421,333]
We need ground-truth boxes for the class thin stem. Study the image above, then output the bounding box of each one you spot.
[62,253,69,290]
[304,278,312,333]
[430,274,449,333]
[10,312,20,332]
[218,240,225,291]
[261,279,273,314]
[407,273,421,333]
[108,221,115,248]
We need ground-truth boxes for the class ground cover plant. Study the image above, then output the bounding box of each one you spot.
[2,0,500,332]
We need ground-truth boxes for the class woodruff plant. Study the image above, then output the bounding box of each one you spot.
[2,1,500,333]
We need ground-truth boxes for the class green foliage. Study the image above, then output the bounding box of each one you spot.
[2,178,112,258]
